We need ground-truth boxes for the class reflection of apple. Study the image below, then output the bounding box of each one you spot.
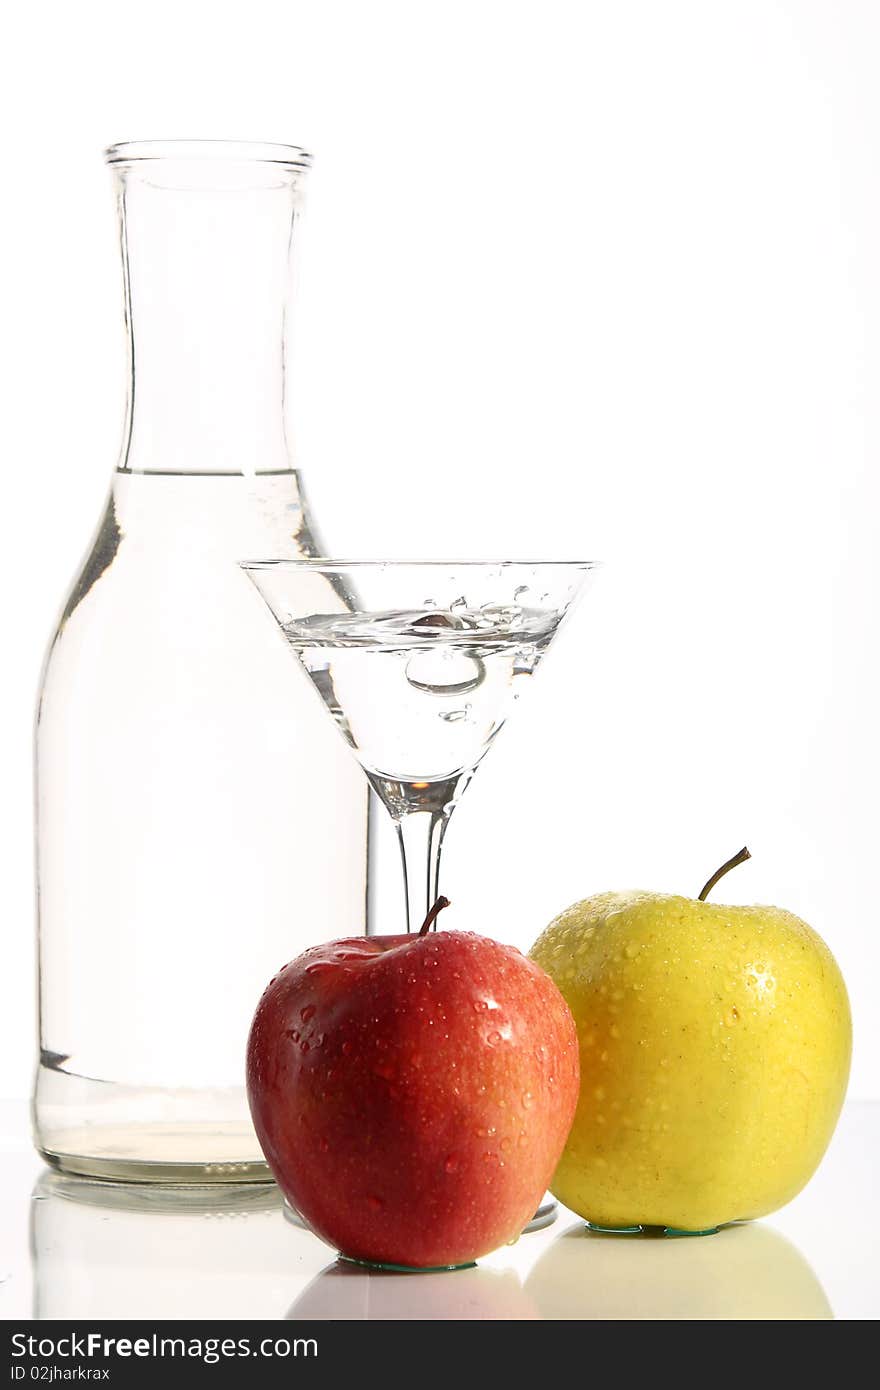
[530,851,851,1232]
[289,1259,540,1320]
[526,1219,832,1320]
[247,905,579,1269]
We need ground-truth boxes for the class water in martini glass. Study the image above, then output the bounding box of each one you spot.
[288,601,558,801]
[241,561,595,934]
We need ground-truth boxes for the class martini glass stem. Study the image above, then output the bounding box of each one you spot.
[395,808,451,933]
[367,771,469,933]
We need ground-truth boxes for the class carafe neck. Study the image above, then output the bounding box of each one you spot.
[108,143,310,477]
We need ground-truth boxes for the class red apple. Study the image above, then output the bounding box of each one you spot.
[247,903,579,1269]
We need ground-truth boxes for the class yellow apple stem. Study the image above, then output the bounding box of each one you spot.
[698,846,752,901]
[419,896,451,936]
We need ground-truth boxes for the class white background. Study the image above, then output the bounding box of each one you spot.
[1,0,878,1101]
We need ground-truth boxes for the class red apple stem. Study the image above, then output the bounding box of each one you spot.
[698,846,751,901]
[419,896,451,936]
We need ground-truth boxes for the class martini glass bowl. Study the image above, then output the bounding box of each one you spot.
[240,560,596,935]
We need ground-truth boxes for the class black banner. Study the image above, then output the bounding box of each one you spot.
[3,1322,557,1384]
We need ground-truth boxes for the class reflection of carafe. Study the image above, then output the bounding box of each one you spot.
[33,142,368,1181]
[31,1173,328,1320]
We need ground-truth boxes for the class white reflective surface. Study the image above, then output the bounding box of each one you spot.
[1,1102,876,1320]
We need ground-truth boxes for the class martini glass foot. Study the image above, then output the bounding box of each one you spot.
[524,1196,558,1232]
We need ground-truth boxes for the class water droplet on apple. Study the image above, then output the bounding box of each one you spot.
[487,1031,502,1046]
[301,1040,310,1053]
[301,1005,316,1022]
[342,1040,353,1055]
[522,1092,534,1109]
[444,1155,459,1174]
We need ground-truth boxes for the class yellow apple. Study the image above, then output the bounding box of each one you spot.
[530,850,852,1232]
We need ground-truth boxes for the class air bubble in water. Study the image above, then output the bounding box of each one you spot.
[405,649,486,696]
[439,706,471,723]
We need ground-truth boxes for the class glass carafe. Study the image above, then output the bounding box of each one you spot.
[33,141,368,1182]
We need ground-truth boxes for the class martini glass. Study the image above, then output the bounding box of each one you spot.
[239,560,596,938]
[241,559,595,1252]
